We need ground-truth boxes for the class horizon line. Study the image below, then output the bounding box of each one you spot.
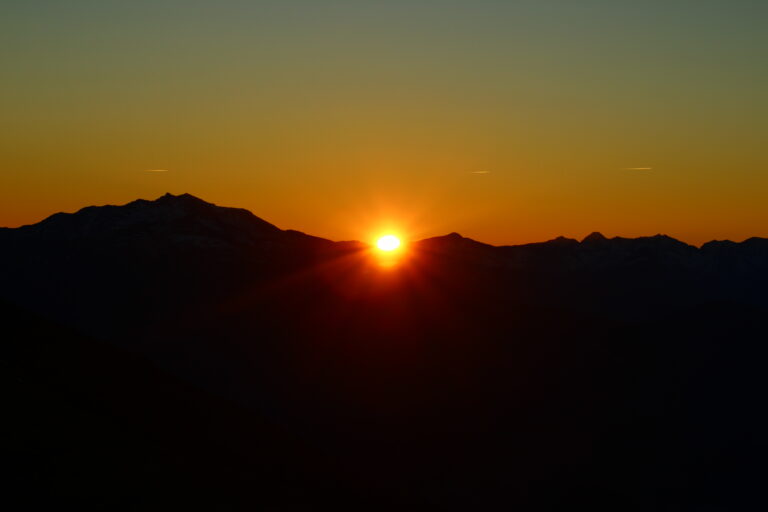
[1,192,763,249]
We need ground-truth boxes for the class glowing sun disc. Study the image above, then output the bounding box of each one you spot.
[376,235,401,251]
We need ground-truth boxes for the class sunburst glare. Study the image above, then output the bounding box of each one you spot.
[376,235,401,251]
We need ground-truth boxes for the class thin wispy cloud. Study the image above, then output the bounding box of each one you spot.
[145,169,170,173]
[622,167,653,171]
[471,170,491,174]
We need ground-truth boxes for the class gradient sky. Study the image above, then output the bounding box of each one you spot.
[2,0,766,245]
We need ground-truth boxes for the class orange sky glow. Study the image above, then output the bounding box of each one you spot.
[1,1,766,246]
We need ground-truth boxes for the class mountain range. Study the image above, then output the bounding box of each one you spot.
[2,193,767,510]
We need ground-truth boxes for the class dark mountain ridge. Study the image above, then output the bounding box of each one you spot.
[2,193,767,510]
[3,193,765,276]
[1,192,764,353]
[3,193,766,284]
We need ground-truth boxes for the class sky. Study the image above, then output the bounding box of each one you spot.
[1,0,766,245]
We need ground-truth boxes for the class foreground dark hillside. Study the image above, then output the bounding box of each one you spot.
[2,194,767,510]
[1,300,320,510]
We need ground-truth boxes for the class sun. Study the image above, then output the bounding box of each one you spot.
[376,234,401,251]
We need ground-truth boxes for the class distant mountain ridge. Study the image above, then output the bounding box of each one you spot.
[3,192,763,249]
[3,192,768,510]
[5,193,293,245]
[2,193,767,320]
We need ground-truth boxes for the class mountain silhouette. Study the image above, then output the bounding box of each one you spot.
[2,193,767,510]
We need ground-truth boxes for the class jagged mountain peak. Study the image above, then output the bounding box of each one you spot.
[127,192,231,213]
[581,232,608,243]
[154,192,210,205]
[17,193,283,244]
[548,236,580,247]
[418,232,493,248]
